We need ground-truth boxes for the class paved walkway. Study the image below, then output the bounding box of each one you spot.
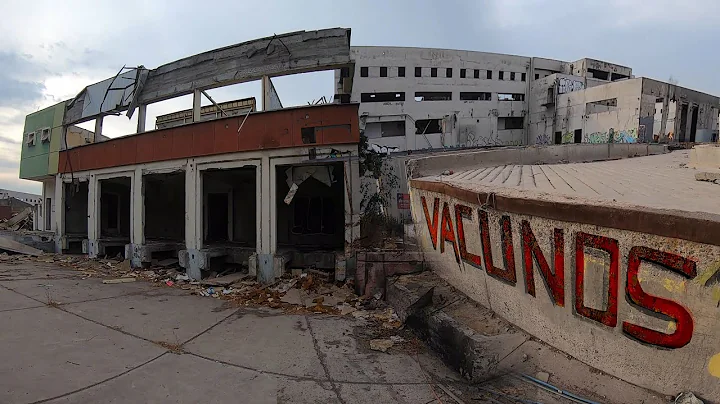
[0,261,466,404]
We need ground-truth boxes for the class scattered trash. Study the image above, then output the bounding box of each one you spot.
[200,273,247,287]
[441,170,454,175]
[206,287,215,295]
[675,392,704,404]
[389,335,405,343]
[369,339,394,353]
[535,371,550,383]
[102,277,137,284]
[222,288,233,295]
[165,280,174,287]
[175,273,190,282]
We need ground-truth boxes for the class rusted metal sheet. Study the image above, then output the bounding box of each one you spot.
[410,179,720,247]
[59,104,359,173]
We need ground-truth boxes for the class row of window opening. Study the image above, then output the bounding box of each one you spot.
[360,92,524,103]
[360,66,528,81]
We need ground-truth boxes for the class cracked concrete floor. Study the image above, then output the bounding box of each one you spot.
[0,262,468,404]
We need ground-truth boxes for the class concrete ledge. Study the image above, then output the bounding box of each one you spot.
[354,250,425,297]
[408,143,668,178]
[386,272,668,404]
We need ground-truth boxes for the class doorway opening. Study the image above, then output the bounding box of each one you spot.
[63,181,88,253]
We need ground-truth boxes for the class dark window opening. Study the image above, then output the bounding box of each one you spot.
[690,106,699,142]
[380,67,387,77]
[380,121,406,137]
[415,67,422,77]
[361,92,405,102]
[301,127,316,144]
[45,197,52,230]
[206,193,229,241]
[398,66,405,77]
[679,103,689,142]
[588,68,609,80]
[510,72,516,81]
[535,73,540,80]
[498,93,525,101]
[460,69,466,78]
[474,69,480,79]
[487,70,492,79]
[554,131,562,144]
[521,73,526,82]
[611,72,629,81]
[415,119,442,135]
[499,117,524,130]
[446,68,452,78]
[431,68,437,77]
[415,92,452,101]
[574,129,582,143]
[360,67,368,77]
[499,71,504,80]
[460,92,491,101]
[340,67,350,78]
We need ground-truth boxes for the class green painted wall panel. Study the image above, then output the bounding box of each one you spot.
[19,154,50,179]
[19,101,66,180]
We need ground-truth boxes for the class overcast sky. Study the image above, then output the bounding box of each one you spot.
[2,0,718,194]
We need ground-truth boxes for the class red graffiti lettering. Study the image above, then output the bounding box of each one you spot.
[522,221,564,307]
[479,210,516,285]
[623,246,696,349]
[440,203,460,262]
[575,232,620,327]
[421,196,440,250]
[455,204,482,268]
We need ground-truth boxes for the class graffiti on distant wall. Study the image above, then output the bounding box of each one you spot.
[421,195,700,349]
[558,78,585,95]
[535,134,551,145]
[459,125,522,147]
[582,128,638,144]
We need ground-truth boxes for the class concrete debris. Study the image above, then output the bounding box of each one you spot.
[102,277,137,284]
[175,273,190,281]
[369,339,394,353]
[157,258,179,267]
[200,272,248,287]
[675,392,704,404]
[389,335,405,343]
[280,288,303,305]
[695,171,720,183]
[0,235,43,256]
[0,208,32,230]
[535,371,550,383]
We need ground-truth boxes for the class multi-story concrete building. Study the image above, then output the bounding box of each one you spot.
[342,47,719,151]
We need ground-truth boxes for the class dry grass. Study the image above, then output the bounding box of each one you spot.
[155,341,184,354]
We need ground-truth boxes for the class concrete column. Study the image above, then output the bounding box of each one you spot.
[193,90,202,122]
[87,175,99,257]
[262,155,272,254]
[185,161,199,250]
[136,104,147,133]
[94,116,103,139]
[53,175,64,252]
[128,167,144,267]
[659,95,669,142]
[261,75,270,111]
[405,116,416,151]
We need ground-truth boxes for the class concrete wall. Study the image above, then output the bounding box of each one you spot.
[554,78,643,144]
[408,186,720,399]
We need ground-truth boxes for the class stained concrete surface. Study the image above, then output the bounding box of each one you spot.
[0,262,475,404]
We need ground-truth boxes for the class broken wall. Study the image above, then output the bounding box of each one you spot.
[556,78,642,144]
[276,163,344,250]
[409,185,720,399]
[642,78,719,143]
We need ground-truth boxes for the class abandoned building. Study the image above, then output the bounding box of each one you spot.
[342,48,719,151]
[18,28,360,281]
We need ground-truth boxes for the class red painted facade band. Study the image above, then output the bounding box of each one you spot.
[575,232,620,327]
[455,204,482,269]
[479,210,517,285]
[421,196,440,250]
[440,202,461,263]
[522,220,565,307]
[623,246,697,348]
